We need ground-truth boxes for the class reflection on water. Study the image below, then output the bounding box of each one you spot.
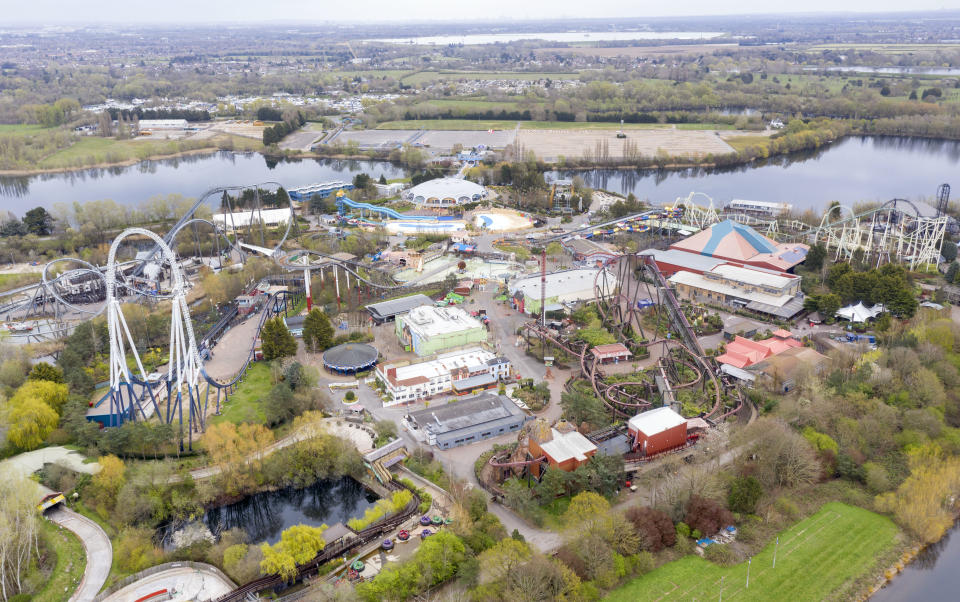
[162,476,377,546]
[548,136,960,211]
[871,522,960,601]
[0,151,408,214]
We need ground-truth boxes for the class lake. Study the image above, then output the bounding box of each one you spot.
[871,522,960,601]
[367,31,725,45]
[6,135,960,218]
[548,136,960,212]
[164,476,377,546]
[0,152,407,216]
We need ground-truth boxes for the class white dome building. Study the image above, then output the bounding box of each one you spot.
[402,178,487,208]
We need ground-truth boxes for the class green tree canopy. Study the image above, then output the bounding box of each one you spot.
[302,308,334,353]
[260,316,297,360]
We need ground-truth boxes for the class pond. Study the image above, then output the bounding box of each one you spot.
[871,522,960,601]
[162,476,377,546]
[547,136,960,212]
[0,152,408,216]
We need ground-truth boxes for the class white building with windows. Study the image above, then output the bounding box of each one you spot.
[376,347,511,406]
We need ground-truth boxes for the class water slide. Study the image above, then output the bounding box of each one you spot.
[337,195,439,221]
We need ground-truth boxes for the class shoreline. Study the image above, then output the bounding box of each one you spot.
[0,146,226,177]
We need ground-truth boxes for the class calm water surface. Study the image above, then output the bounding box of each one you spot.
[368,31,724,45]
[871,522,960,602]
[170,476,377,545]
[548,136,960,211]
[0,152,407,215]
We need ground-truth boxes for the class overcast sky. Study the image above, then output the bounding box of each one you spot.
[4,0,959,24]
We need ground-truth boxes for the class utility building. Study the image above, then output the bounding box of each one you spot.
[407,393,528,449]
[395,305,487,356]
[628,407,688,457]
[510,268,618,315]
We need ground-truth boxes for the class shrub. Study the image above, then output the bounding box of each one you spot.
[728,476,763,514]
[676,522,691,538]
[344,390,356,401]
[705,543,738,566]
[684,496,734,537]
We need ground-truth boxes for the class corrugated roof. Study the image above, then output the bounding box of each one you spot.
[409,393,523,435]
[539,428,597,464]
[365,294,434,319]
[628,406,687,436]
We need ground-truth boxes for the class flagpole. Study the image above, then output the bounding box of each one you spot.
[773,536,779,568]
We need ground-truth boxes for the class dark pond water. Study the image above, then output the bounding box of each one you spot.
[165,476,377,546]
[547,136,960,211]
[0,152,408,216]
[871,522,960,601]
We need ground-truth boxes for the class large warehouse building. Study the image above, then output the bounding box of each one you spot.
[365,294,434,324]
[376,347,511,406]
[401,177,487,208]
[395,305,488,356]
[407,393,529,449]
[668,262,805,319]
[510,268,618,315]
[627,406,688,457]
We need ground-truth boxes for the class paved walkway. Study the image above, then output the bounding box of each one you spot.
[203,314,260,381]
[101,565,234,602]
[47,506,113,602]
[0,446,101,496]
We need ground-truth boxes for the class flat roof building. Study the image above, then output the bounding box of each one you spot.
[407,393,528,449]
[213,208,293,231]
[377,347,511,406]
[510,268,618,315]
[627,406,688,456]
[395,305,488,356]
[591,343,633,364]
[365,294,434,324]
[530,422,598,472]
[669,263,805,320]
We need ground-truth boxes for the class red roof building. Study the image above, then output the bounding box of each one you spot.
[628,407,688,456]
[591,343,633,364]
[715,331,802,369]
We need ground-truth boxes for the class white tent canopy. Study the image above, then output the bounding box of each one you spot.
[835,302,885,322]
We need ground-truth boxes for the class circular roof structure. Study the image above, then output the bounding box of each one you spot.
[402,178,487,206]
[323,343,379,372]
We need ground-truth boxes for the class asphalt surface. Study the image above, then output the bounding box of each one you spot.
[101,564,235,602]
[47,506,113,602]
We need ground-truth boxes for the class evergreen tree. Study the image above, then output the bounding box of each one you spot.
[260,317,297,360]
[302,308,334,353]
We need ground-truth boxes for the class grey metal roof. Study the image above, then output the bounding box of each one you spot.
[641,248,727,273]
[451,373,498,390]
[746,295,805,319]
[322,343,379,369]
[487,357,510,366]
[365,294,434,319]
[409,393,523,435]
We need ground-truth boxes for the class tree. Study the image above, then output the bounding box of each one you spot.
[727,476,763,514]
[27,362,63,383]
[625,506,676,552]
[563,491,610,529]
[739,418,820,489]
[302,308,334,352]
[805,243,827,271]
[7,400,58,450]
[0,477,40,600]
[684,496,734,536]
[22,207,54,235]
[260,544,297,581]
[0,219,26,237]
[260,316,297,360]
[92,454,126,509]
[942,241,957,262]
[817,293,841,317]
[260,524,327,581]
[12,379,69,412]
[379,174,387,185]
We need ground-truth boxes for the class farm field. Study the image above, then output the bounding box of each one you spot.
[608,502,899,602]
[518,127,738,161]
[376,119,735,131]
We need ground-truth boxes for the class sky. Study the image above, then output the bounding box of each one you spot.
[4,0,960,25]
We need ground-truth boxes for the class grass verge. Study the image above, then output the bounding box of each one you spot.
[608,502,899,602]
[32,517,87,602]
[211,361,274,425]
[376,119,737,131]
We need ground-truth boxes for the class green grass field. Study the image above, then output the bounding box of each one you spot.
[37,134,262,170]
[724,135,773,153]
[400,70,581,85]
[422,98,527,111]
[609,503,898,602]
[32,517,87,602]
[0,123,51,135]
[211,361,273,425]
[0,272,40,293]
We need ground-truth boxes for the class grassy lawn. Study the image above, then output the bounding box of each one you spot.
[0,272,40,292]
[37,133,262,170]
[724,135,773,153]
[400,70,580,85]
[609,502,899,602]
[211,361,273,425]
[423,98,528,111]
[377,119,519,130]
[32,517,87,602]
[0,123,51,135]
